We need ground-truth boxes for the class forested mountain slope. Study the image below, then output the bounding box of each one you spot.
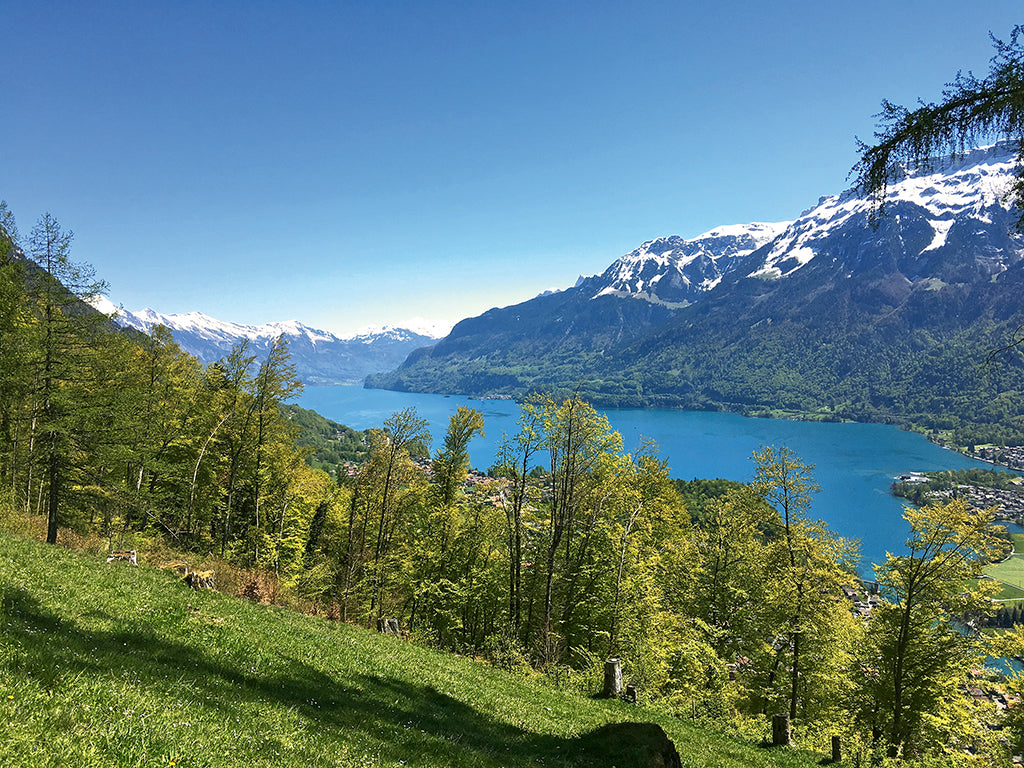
[371,145,1024,441]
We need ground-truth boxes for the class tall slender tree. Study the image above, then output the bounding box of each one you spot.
[494,397,544,639]
[249,335,302,563]
[0,203,32,505]
[752,446,858,723]
[430,406,484,511]
[27,213,107,544]
[538,394,621,664]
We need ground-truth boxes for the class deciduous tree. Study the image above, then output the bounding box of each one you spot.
[854,498,1006,758]
[751,446,859,723]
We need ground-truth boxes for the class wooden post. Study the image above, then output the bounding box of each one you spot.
[602,658,622,698]
[831,735,841,763]
[771,714,790,747]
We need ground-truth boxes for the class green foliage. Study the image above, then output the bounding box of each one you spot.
[431,406,485,509]
[674,477,749,524]
[282,402,371,471]
[853,499,1007,759]
[1,196,1018,760]
[0,202,348,594]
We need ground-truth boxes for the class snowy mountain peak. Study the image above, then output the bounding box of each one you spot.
[748,143,1022,280]
[342,319,455,343]
[115,308,339,345]
[589,220,790,304]
[105,308,445,385]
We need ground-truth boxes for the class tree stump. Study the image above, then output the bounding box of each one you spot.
[624,683,637,703]
[377,618,401,636]
[771,714,790,747]
[831,735,841,762]
[603,658,622,698]
[185,570,215,590]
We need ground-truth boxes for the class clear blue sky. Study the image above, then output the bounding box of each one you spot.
[4,1,1022,334]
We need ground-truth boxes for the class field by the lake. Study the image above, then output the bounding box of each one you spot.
[984,532,1024,600]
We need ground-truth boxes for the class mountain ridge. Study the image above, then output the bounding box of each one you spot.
[370,144,1024,440]
[102,304,446,386]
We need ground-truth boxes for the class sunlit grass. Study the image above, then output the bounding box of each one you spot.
[0,533,825,767]
[985,557,1024,592]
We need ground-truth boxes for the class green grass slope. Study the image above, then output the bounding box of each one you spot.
[0,534,825,767]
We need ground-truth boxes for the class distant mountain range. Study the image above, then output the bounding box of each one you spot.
[369,144,1024,439]
[105,306,444,385]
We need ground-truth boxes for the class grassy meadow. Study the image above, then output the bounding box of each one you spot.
[985,533,1024,599]
[0,533,829,768]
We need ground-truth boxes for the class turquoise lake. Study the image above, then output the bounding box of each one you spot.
[297,385,998,574]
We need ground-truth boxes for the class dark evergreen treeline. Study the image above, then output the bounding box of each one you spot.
[2,202,1022,762]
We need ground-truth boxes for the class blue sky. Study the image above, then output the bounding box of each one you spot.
[4,1,1022,334]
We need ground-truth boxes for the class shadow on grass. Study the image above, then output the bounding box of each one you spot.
[2,585,677,767]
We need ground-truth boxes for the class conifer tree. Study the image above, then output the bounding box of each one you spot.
[27,213,107,544]
[854,25,1024,226]
[0,203,31,504]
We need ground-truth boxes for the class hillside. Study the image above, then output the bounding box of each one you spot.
[370,145,1024,442]
[0,534,825,768]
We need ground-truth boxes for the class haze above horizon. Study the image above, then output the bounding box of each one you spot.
[5,2,1022,335]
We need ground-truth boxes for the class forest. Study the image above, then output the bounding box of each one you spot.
[2,201,1024,765]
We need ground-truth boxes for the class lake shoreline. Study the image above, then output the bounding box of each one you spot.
[298,384,1001,572]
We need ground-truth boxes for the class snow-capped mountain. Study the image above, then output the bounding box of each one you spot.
[745,144,1022,281]
[588,222,790,304]
[109,307,444,385]
[372,143,1024,425]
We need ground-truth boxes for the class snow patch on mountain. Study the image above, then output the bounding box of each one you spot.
[590,221,790,304]
[112,308,449,348]
[87,295,120,316]
[102,307,445,385]
[748,143,1019,279]
[117,309,331,345]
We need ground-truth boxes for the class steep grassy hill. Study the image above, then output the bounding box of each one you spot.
[0,534,827,767]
